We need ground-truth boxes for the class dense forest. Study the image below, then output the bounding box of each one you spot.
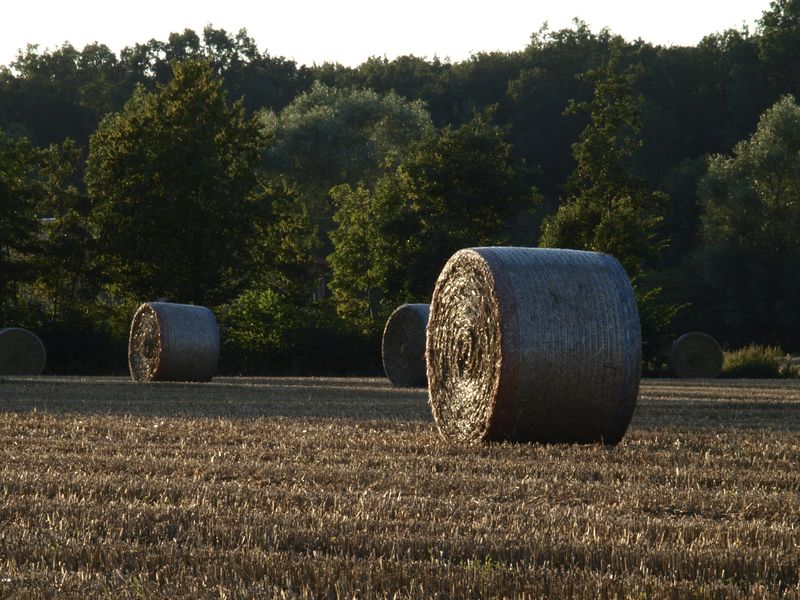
[2,1,800,375]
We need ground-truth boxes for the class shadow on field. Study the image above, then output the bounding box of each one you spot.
[0,376,433,421]
[2,377,799,431]
[633,379,800,432]
[631,398,800,431]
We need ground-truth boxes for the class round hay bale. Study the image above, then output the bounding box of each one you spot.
[128,302,219,382]
[382,303,430,387]
[0,327,47,375]
[668,332,723,379]
[426,247,641,445]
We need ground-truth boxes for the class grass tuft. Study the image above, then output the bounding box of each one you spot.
[721,345,799,379]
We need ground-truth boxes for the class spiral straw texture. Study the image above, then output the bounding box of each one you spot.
[668,332,723,379]
[426,247,641,445]
[0,327,47,375]
[128,302,219,382]
[382,303,430,387]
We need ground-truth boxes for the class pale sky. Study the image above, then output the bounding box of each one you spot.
[1,1,772,68]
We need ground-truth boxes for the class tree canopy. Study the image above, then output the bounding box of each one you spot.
[539,48,666,277]
[329,111,538,333]
[86,60,263,306]
[0,130,39,319]
[3,7,800,374]
[694,94,800,348]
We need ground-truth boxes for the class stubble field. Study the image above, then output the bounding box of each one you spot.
[1,376,799,598]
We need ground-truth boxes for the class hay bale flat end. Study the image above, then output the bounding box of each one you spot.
[128,302,219,382]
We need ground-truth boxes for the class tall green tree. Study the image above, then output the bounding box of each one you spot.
[1,43,126,146]
[258,81,434,202]
[86,60,263,305]
[539,48,674,355]
[247,176,323,304]
[328,180,406,332]
[34,139,98,318]
[540,50,666,274]
[0,129,39,320]
[507,21,617,203]
[758,0,800,97]
[27,139,134,375]
[255,82,435,301]
[694,94,800,349]
[329,111,538,333]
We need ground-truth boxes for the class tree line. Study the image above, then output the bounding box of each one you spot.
[2,1,800,374]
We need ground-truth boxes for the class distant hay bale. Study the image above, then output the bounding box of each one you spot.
[426,247,641,445]
[668,332,723,379]
[0,328,47,375]
[382,303,430,387]
[128,302,219,382]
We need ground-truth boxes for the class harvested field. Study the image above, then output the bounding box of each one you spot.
[1,377,799,598]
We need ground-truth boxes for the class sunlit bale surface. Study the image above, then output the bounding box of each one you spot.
[426,247,641,445]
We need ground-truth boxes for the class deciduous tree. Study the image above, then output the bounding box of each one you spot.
[695,94,800,349]
[86,60,263,305]
[34,139,98,317]
[539,48,674,355]
[540,49,666,275]
[0,129,39,320]
[256,82,435,303]
[329,112,538,333]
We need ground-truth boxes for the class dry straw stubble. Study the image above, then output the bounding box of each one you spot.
[382,303,430,387]
[668,332,724,379]
[2,378,799,598]
[128,302,219,382]
[426,247,641,445]
[0,327,47,375]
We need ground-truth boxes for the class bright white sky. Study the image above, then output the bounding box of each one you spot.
[1,0,772,68]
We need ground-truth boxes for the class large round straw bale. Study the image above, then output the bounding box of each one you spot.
[382,303,430,387]
[128,302,219,382]
[0,327,47,375]
[426,247,641,445]
[668,332,723,379]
